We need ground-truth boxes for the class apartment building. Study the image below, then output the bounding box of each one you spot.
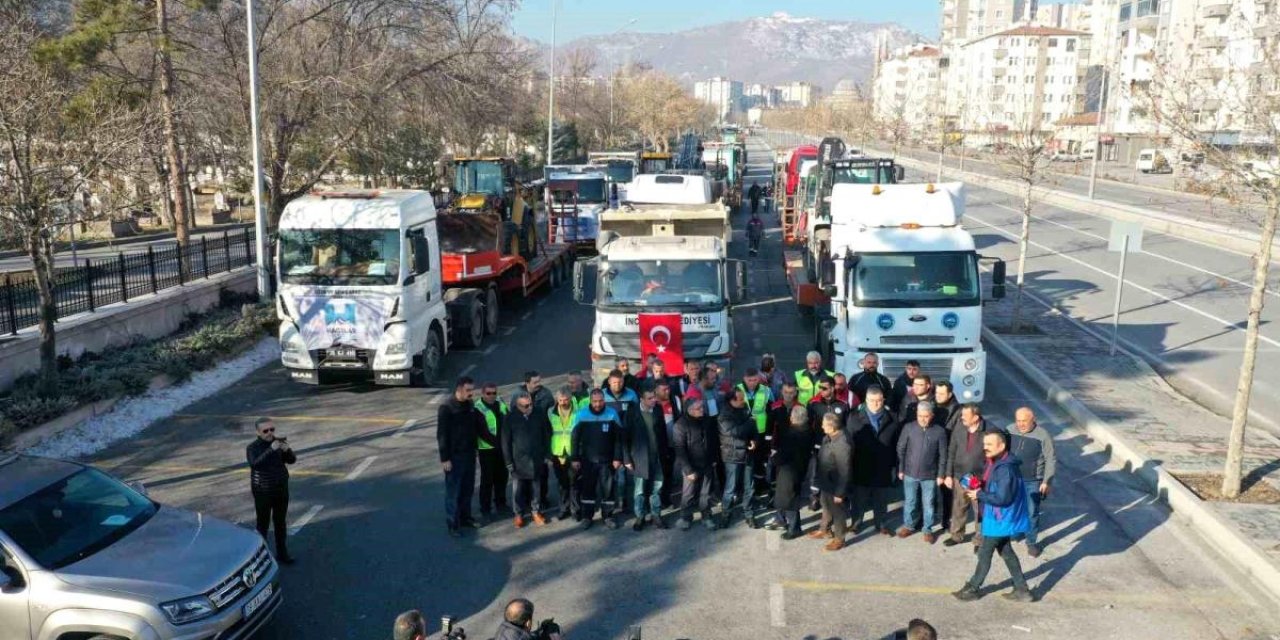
[941,0,1039,46]
[775,81,821,108]
[873,45,945,137]
[694,77,744,120]
[945,26,1090,141]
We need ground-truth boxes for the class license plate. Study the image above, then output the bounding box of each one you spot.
[243,583,273,618]
[327,347,357,358]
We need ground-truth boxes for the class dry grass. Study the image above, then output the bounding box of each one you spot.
[1174,473,1280,505]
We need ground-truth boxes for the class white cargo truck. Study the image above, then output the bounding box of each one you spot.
[275,190,462,386]
[818,182,1006,402]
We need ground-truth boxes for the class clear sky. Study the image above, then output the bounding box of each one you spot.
[509,0,942,43]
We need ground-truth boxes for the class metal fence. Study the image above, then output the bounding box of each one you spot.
[1,228,258,335]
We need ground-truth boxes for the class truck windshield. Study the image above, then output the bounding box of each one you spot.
[454,161,505,196]
[604,162,635,184]
[803,176,820,207]
[853,252,980,307]
[576,179,607,203]
[0,468,156,570]
[600,259,721,306]
[641,158,670,173]
[831,165,894,184]
[279,229,400,286]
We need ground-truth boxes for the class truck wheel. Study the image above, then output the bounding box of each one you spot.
[412,330,441,387]
[484,287,500,336]
[457,297,484,348]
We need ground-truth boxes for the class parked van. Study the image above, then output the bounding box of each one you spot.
[1136,149,1172,174]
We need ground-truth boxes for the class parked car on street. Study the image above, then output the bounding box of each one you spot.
[0,453,281,640]
[1136,148,1173,174]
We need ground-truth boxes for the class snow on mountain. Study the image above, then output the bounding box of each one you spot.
[548,14,926,91]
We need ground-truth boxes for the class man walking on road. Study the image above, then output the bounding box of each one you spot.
[572,389,624,530]
[944,404,994,549]
[809,413,853,551]
[438,376,484,536]
[848,387,901,536]
[674,400,719,530]
[1008,407,1056,557]
[548,387,579,521]
[747,211,764,256]
[247,417,296,564]
[475,382,509,523]
[503,391,552,528]
[624,388,670,530]
[748,181,762,214]
[718,389,761,528]
[849,352,893,404]
[896,401,948,543]
[953,431,1036,602]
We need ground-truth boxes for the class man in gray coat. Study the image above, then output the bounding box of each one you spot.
[896,401,948,543]
[1008,407,1056,557]
[944,403,994,549]
[502,392,552,528]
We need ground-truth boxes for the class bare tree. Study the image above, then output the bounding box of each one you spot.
[1135,6,1280,498]
[0,6,143,391]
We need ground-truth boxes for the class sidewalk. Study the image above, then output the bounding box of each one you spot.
[983,292,1280,602]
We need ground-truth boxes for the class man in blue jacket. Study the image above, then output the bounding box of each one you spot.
[952,431,1035,603]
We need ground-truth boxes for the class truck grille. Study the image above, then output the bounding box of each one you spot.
[207,545,274,610]
[603,332,718,359]
[881,357,956,383]
[881,335,955,345]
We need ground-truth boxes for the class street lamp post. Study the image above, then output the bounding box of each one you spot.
[545,0,558,165]
[245,0,270,301]
[1088,32,1117,200]
[605,20,637,150]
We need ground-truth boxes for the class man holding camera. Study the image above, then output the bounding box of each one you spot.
[494,598,562,640]
[246,417,296,564]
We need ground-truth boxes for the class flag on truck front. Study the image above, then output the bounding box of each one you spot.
[639,313,684,374]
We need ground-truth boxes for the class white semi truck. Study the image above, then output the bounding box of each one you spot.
[275,190,462,386]
[573,196,742,385]
[817,182,1006,403]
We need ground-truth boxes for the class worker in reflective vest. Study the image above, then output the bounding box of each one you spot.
[794,350,836,406]
[548,387,581,521]
[475,382,508,522]
[738,368,776,499]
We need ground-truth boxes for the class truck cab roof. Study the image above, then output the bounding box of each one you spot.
[279,189,436,230]
[626,174,714,205]
[600,235,725,261]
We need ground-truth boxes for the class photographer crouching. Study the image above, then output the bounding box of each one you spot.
[495,599,562,640]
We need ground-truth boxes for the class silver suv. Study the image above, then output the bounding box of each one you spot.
[0,454,281,639]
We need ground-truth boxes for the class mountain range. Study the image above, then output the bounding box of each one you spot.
[537,12,926,94]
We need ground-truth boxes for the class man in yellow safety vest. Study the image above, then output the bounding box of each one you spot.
[794,351,835,406]
[737,368,775,521]
[475,382,508,523]
[548,386,580,520]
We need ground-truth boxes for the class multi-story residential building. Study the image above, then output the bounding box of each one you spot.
[694,77,745,120]
[775,81,821,108]
[745,83,783,108]
[941,0,1039,46]
[945,26,1090,142]
[873,45,944,138]
[1035,2,1089,30]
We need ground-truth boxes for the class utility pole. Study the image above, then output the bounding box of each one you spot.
[545,0,558,165]
[1088,31,1116,200]
[246,0,270,301]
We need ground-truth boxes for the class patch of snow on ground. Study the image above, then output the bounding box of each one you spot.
[25,338,278,460]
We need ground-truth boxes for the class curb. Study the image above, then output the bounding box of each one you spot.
[878,149,1271,257]
[982,325,1280,607]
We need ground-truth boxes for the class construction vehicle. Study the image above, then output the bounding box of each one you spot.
[439,157,575,348]
[276,190,453,386]
[602,176,731,247]
[639,152,673,174]
[808,182,1006,402]
[701,141,745,211]
[546,168,609,252]
[804,157,904,280]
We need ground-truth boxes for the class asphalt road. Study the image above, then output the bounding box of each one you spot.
[75,141,1280,639]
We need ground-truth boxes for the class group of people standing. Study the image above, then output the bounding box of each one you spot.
[434,350,1057,603]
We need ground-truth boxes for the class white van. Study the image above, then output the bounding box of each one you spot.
[1136,149,1172,174]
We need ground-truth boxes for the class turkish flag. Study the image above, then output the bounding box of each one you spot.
[639,313,684,373]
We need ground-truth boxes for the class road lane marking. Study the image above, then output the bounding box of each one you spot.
[521,311,533,320]
[345,456,378,481]
[391,419,419,439]
[984,200,1279,301]
[288,504,324,536]
[768,583,786,627]
[967,210,1280,349]
[503,326,516,336]
[482,344,498,356]
[175,413,403,425]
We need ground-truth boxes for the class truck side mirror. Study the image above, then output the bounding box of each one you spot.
[991,284,1006,300]
[727,260,747,305]
[895,166,905,182]
[573,260,597,304]
[830,258,846,303]
[992,259,1007,285]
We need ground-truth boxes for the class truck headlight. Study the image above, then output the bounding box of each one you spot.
[385,342,408,355]
[160,595,217,625]
[963,375,976,387]
[964,358,978,371]
[282,341,303,354]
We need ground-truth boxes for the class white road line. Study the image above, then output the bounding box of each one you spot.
[391,419,418,439]
[345,456,378,481]
[288,505,324,536]
[482,344,498,356]
[765,529,781,552]
[502,326,516,336]
[521,311,533,320]
[984,201,1280,301]
[459,364,477,376]
[967,211,1280,350]
[769,583,786,628]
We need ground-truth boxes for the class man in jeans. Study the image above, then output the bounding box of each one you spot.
[953,431,1035,602]
[624,388,670,530]
[718,389,760,528]
[943,403,994,549]
[896,401,948,544]
[1007,407,1056,557]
